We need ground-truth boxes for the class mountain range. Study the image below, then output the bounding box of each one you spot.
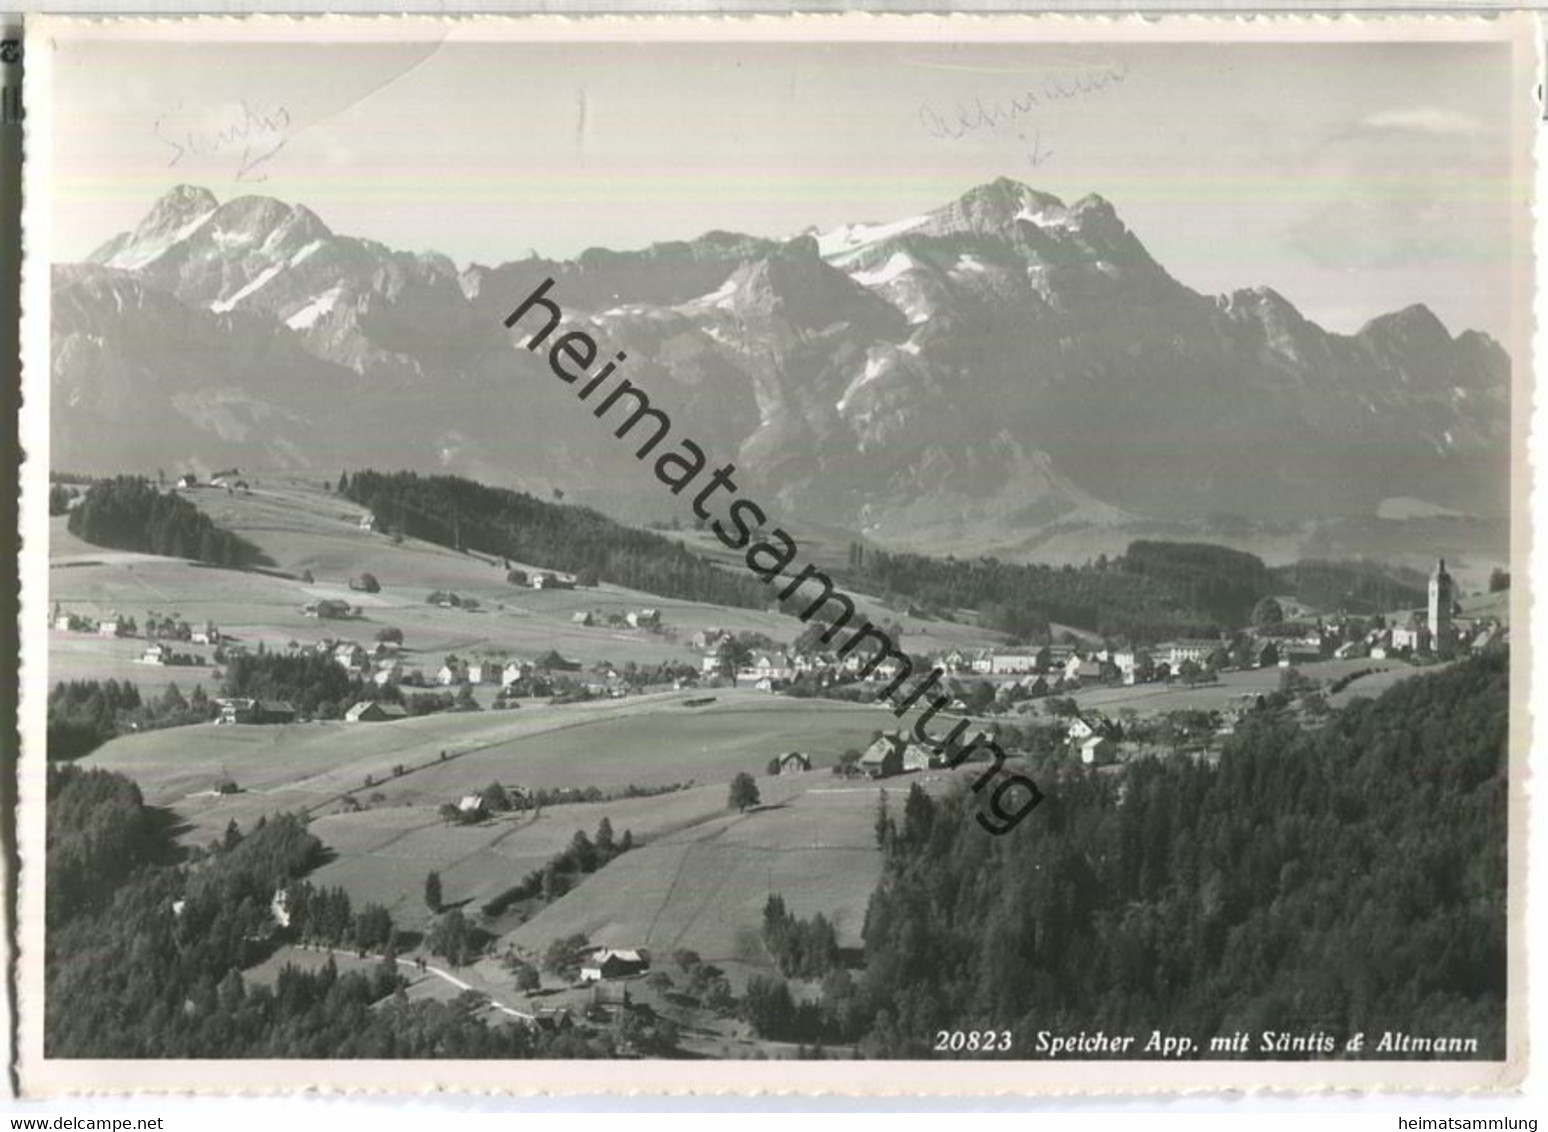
[51,178,1511,566]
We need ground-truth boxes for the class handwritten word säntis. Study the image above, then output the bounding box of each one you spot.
[153,100,290,183]
[919,62,1129,141]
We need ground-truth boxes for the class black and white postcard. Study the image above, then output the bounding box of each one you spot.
[15,12,1537,1095]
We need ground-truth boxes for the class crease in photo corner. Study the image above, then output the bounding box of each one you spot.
[9,8,1541,1098]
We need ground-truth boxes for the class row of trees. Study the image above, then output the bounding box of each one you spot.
[477,818,635,918]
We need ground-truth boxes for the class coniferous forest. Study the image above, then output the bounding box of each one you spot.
[852,543,1427,641]
[855,651,1508,1059]
[66,477,268,567]
[341,470,771,610]
[44,765,606,1058]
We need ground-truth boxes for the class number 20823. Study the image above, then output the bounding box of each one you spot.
[933,1030,1013,1053]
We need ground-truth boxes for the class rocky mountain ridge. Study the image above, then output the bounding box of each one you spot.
[52,177,1510,564]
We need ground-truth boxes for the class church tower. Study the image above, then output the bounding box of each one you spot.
[1428,557,1454,653]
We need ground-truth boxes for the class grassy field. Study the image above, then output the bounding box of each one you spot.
[305,781,766,920]
[492,776,921,964]
[83,689,901,840]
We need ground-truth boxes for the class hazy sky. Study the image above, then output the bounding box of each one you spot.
[49,31,1524,339]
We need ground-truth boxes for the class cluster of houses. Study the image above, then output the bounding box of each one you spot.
[52,607,231,668]
[849,713,1129,782]
[571,607,661,630]
[344,700,409,723]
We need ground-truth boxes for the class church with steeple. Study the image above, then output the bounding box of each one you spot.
[1427,558,1455,656]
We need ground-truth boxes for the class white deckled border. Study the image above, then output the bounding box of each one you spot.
[14,8,1542,1099]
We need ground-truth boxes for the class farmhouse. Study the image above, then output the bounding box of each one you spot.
[1079,735,1117,766]
[303,599,352,620]
[215,698,297,725]
[344,701,409,723]
[97,619,122,639]
[776,751,813,775]
[1068,658,1105,684]
[1017,674,1052,697]
[137,643,170,666]
[501,660,532,686]
[465,662,500,685]
[579,948,649,983]
[571,611,595,627]
[457,794,487,818]
[373,661,404,686]
[1250,639,1281,668]
[532,1007,575,1032]
[531,572,576,590]
[1111,647,1153,685]
[534,649,582,672]
[626,608,661,629]
[333,642,369,672]
[438,661,467,686]
[191,622,222,646]
[859,734,905,779]
[1067,713,1115,743]
[1044,643,1079,669]
[901,741,935,773]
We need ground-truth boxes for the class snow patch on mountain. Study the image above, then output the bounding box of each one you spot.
[289,240,325,267]
[211,228,257,250]
[286,285,343,330]
[211,265,282,312]
[107,208,217,270]
[687,276,739,310]
[817,216,929,262]
[852,252,918,287]
[1015,204,1069,228]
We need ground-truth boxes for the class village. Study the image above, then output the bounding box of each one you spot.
[45,473,1512,1059]
[51,551,1505,775]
